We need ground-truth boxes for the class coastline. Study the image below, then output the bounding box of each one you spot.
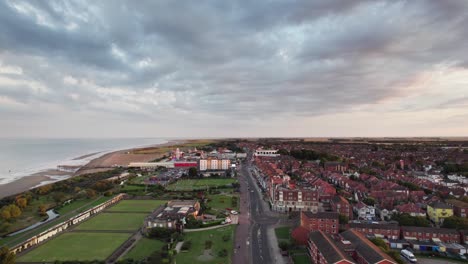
[0,139,186,199]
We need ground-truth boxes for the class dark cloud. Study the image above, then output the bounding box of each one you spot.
[0,0,467,137]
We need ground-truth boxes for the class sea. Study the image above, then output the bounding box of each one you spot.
[0,138,167,185]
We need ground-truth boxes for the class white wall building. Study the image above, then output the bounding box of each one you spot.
[254,149,280,157]
[199,159,231,171]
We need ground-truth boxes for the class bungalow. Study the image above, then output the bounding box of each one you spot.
[145,200,200,230]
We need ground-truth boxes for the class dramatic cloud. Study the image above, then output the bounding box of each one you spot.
[0,0,467,137]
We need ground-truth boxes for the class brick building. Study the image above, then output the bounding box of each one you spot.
[331,195,353,220]
[349,223,400,240]
[401,226,460,243]
[340,230,397,264]
[446,199,468,218]
[308,230,356,264]
[271,186,320,212]
[301,211,339,234]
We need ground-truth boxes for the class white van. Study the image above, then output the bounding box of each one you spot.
[401,249,417,263]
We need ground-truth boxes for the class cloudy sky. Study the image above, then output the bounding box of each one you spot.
[0,0,467,138]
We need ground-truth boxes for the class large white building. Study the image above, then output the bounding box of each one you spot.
[254,149,280,157]
[199,159,231,171]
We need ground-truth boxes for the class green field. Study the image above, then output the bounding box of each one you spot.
[75,213,147,231]
[167,178,237,191]
[17,232,131,262]
[207,194,239,211]
[292,254,310,264]
[275,226,291,241]
[120,238,166,261]
[176,225,235,264]
[107,199,166,212]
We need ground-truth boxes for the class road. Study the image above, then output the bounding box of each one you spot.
[233,153,284,264]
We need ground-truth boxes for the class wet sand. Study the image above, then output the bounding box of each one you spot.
[0,170,72,199]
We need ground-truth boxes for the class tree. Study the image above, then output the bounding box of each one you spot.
[362,197,375,206]
[8,205,21,218]
[0,247,15,264]
[15,198,27,209]
[38,205,47,216]
[188,167,198,178]
[52,192,66,204]
[370,237,389,251]
[0,209,11,221]
[338,214,349,224]
[442,216,468,230]
[86,189,97,199]
[391,213,430,227]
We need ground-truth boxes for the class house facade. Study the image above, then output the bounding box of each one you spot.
[301,211,339,234]
[427,202,453,225]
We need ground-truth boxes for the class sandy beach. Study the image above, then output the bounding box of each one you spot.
[0,139,187,199]
[0,170,72,199]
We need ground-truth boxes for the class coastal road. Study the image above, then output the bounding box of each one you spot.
[233,153,283,264]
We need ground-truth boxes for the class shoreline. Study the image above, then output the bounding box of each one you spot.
[0,139,187,199]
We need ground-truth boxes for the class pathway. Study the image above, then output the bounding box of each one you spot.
[184,223,233,232]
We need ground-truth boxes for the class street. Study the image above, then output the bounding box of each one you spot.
[233,152,285,264]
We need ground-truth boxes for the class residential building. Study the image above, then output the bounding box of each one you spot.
[324,162,348,173]
[394,203,426,217]
[353,201,376,220]
[349,223,400,240]
[340,230,398,264]
[446,199,468,218]
[427,201,453,225]
[401,226,460,243]
[272,186,320,212]
[308,231,356,264]
[331,195,353,220]
[145,200,200,230]
[199,158,231,171]
[301,211,339,234]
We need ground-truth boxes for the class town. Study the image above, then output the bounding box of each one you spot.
[0,138,467,264]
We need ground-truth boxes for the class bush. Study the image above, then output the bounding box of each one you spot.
[218,248,228,257]
[205,240,213,249]
[147,227,178,241]
[278,241,291,251]
[181,240,192,251]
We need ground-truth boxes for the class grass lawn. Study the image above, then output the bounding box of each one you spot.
[120,238,166,261]
[17,232,131,262]
[0,196,113,247]
[292,254,310,264]
[107,200,166,212]
[275,226,291,241]
[207,194,239,211]
[167,178,237,191]
[176,225,235,264]
[75,213,147,231]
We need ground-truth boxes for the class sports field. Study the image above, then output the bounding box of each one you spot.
[107,199,166,212]
[17,232,131,262]
[120,238,165,260]
[74,213,147,231]
[167,178,237,191]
